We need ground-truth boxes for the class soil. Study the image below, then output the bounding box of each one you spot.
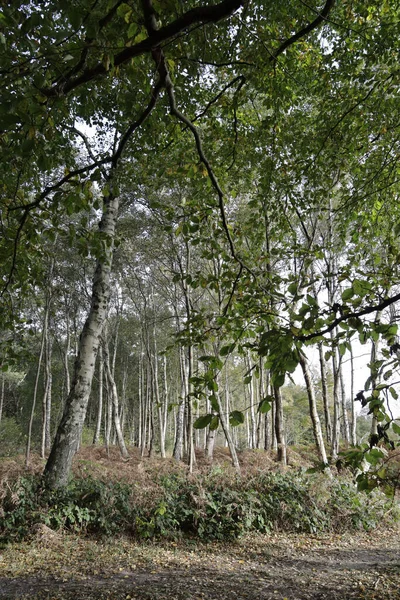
[0,528,399,600]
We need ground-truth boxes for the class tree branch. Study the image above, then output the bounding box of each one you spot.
[300,293,400,342]
[271,0,335,61]
[43,0,245,97]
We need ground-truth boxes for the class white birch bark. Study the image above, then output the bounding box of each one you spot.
[103,337,129,459]
[299,352,329,466]
[44,193,119,488]
[93,344,103,444]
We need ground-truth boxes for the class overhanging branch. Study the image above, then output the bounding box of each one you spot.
[300,293,400,342]
[43,0,245,97]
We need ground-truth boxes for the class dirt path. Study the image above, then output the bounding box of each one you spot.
[0,529,399,599]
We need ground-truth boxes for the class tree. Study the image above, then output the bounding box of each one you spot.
[1,0,399,486]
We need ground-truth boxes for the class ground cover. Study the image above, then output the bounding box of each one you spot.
[0,447,399,599]
[0,527,399,599]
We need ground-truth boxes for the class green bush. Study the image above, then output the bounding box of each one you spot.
[0,417,25,457]
[1,470,398,543]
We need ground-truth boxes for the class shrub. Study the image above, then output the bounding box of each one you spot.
[1,469,397,543]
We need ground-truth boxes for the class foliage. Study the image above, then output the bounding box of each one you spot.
[1,469,398,543]
[1,0,400,486]
[0,476,135,540]
[0,417,25,457]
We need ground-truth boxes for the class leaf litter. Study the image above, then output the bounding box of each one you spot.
[0,527,399,599]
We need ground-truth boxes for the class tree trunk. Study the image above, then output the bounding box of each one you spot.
[339,363,350,444]
[350,342,357,445]
[318,341,332,443]
[246,353,256,449]
[215,386,240,473]
[299,352,328,465]
[330,342,341,461]
[187,345,196,472]
[162,355,168,451]
[41,331,53,458]
[150,290,165,458]
[256,359,264,449]
[0,374,4,427]
[103,338,129,459]
[173,346,186,461]
[63,305,71,398]
[93,345,103,444]
[273,386,286,465]
[205,421,216,461]
[104,359,112,453]
[26,307,48,466]
[44,193,119,488]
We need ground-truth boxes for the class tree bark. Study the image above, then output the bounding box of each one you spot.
[41,332,53,457]
[339,362,350,444]
[93,345,103,444]
[0,374,4,427]
[273,386,286,465]
[26,306,48,466]
[330,340,341,461]
[215,385,240,473]
[318,341,332,443]
[103,337,129,459]
[299,352,328,465]
[43,193,119,488]
[350,342,357,445]
[173,351,186,462]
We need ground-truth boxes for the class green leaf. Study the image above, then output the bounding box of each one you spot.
[209,415,219,431]
[341,287,354,302]
[229,410,245,427]
[272,372,285,387]
[209,395,219,412]
[258,396,273,414]
[365,448,385,466]
[392,422,400,435]
[220,343,235,356]
[193,414,212,429]
[127,22,138,38]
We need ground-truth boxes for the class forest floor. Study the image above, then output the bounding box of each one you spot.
[0,526,399,600]
[0,447,399,599]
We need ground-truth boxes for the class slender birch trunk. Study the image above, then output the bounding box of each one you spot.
[162,355,168,451]
[41,332,53,457]
[299,352,328,465]
[330,344,341,461]
[350,343,357,445]
[26,307,48,466]
[215,383,240,473]
[172,341,186,460]
[0,374,4,427]
[318,342,332,443]
[273,386,286,465]
[339,363,350,444]
[93,345,103,444]
[44,193,119,488]
[103,338,129,459]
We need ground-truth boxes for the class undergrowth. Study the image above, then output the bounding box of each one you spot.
[1,469,398,543]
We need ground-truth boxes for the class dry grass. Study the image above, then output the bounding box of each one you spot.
[0,444,314,490]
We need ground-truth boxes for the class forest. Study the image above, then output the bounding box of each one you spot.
[0,1,399,599]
